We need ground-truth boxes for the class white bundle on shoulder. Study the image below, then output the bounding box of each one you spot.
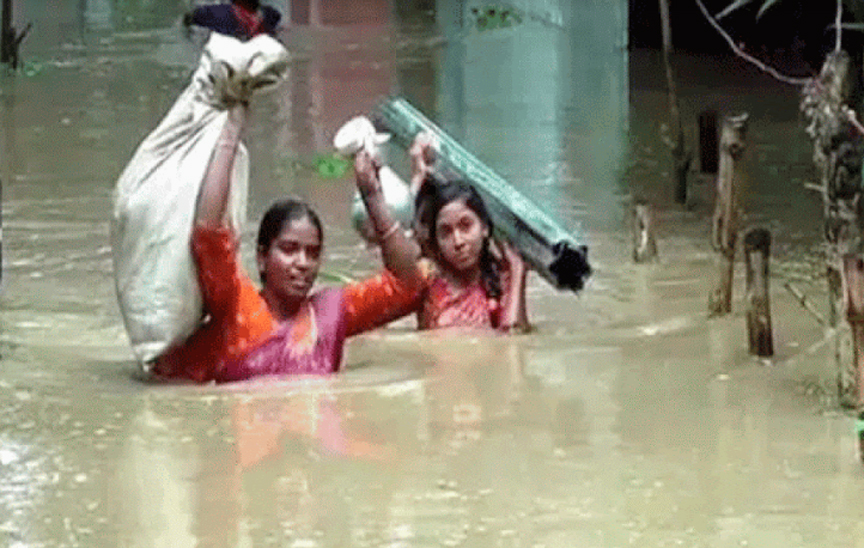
[110,33,290,369]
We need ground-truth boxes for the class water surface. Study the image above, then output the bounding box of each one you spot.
[2,2,863,547]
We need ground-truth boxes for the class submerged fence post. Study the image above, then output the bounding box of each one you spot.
[632,200,658,263]
[1,0,30,70]
[708,113,748,317]
[744,228,773,357]
[841,254,864,461]
[1,0,11,64]
[842,255,864,403]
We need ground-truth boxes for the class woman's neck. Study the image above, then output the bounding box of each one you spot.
[440,265,481,290]
[261,289,305,322]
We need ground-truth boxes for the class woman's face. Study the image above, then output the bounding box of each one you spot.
[435,199,488,274]
[257,216,322,304]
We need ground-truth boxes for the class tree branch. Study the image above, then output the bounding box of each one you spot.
[836,0,843,53]
[693,0,812,86]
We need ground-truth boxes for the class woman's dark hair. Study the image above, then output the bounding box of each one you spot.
[425,180,501,299]
[256,199,323,283]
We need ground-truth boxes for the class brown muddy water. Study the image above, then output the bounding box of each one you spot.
[3,3,864,547]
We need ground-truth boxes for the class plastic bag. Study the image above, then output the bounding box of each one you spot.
[110,33,290,369]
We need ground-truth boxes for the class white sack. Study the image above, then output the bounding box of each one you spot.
[111,33,290,369]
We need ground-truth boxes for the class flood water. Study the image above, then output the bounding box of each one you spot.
[3,2,864,547]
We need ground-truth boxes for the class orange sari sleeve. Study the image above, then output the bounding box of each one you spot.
[191,223,243,320]
[341,262,433,337]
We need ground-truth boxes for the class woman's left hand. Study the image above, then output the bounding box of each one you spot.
[491,239,526,276]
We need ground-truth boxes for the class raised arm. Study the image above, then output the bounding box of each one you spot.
[195,104,248,227]
[354,150,425,291]
[496,240,530,332]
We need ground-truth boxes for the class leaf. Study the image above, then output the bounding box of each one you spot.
[756,0,783,19]
[313,154,352,179]
[715,0,756,20]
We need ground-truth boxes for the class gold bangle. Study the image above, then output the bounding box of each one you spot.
[378,222,401,241]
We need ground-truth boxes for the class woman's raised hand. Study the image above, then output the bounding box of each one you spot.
[354,149,383,197]
[409,131,438,193]
[489,239,526,275]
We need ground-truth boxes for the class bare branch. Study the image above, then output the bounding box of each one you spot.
[836,0,843,52]
[693,0,812,86]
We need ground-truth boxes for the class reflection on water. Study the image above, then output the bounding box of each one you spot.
[3,0,864,546]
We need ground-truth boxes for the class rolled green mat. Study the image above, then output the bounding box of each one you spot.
[374,97,591,292]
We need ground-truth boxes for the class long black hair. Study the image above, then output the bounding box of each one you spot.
[256,199,323,284]
[423,180,502,299]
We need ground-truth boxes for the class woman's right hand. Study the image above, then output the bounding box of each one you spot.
[354,150,383,197]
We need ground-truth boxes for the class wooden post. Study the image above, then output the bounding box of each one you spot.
[699,109,719,173]
[708,113,748,317]
[632,201,658,263]
[658,0,691,205]
[1,0,29,70]
[842,255,864,404]
[1,0,11,64]
[842,254,864,462]
[744,228,773,357]
[801,51,864,403]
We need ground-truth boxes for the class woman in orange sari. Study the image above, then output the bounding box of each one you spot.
[152,103,426,382]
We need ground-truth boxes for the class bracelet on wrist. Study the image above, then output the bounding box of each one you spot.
[377,222,401,242]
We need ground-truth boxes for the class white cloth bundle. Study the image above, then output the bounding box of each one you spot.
[110,33,290,369]
[333,116,414,242]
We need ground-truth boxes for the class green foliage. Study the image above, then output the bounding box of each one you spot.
[21,60,46,78]
[273,153,353,180]
[470,5,523,32]
[313,154,352,179]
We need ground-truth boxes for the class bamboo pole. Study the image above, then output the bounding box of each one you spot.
[744,228,773,357]
[632,201,658,263]
[708,113,748,317]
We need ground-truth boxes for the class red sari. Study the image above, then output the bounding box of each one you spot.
[415,261,507,331]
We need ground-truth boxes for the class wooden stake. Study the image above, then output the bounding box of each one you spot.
[744,228,773,356]
[801,51,864,401]
[842,254,864,408]
[632,201,658,263]
[708,113,748,316]
[658,0,691,205]
[1,0,29,70]
[1,0,11,64]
